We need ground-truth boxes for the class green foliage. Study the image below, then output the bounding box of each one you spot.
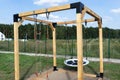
[0,23,120,39]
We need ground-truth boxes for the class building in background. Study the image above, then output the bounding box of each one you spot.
[0,32,5,41]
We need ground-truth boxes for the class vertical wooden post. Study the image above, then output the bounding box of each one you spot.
[98,20,104,76]
[14,22,20,80]
[53,28,57,71]
[76,13,83,80]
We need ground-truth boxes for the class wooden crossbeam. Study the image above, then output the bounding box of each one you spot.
[84,73,96,78]
[19,4,70,17]
[85,6,101,20]
[82,18,97,23]
[57,20,76,25]
[22,17,54,31]
[22,17,51,24]
[57,18,97,25]
[22,17,96,25]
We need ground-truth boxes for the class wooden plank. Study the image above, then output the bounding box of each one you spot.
[22,17,51,24]
[23,17,97,26]
[82,18,97,23]
[85,6,101,20]
[57,20,76,25]
[22,17,54,31]
[14,21,23,80]
[19,4,70,17]
[52,27,57,67]
[14,22,20,80]
[76,13,83,80]
[84,73,96,78]
[57,18,97,25]
[98,21,104,73]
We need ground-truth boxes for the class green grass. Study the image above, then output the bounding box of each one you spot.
[0,53,120,80]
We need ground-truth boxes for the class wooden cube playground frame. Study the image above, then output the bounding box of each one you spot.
[13,2,103,80]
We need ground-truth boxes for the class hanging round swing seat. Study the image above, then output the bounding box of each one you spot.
[64,59,89,67]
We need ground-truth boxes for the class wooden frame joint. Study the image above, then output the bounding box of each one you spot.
[53,66,58,71]
[97,17,102,24]
[70,2,84,13]
[13,14,21,22]
[97,73,104,78]
[99,73,104,78]
[52,22,57,28]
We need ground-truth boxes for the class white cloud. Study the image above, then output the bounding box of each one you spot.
[39,14,59,19]
[34,0,69,6]
[38,14,68,22]
[111,8,120,14]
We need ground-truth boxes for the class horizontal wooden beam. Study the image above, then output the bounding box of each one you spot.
[57,20,76,25]
[85,6,101,20]
[22,17,54,31]
[83,18,97,23]
[19,4,70,17]
[57,18,97,25]
[22,17,52,24]
[84,73,97,78]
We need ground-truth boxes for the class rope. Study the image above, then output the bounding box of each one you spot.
[33,13,42,76]
[64,24,74,59]
[45,10,50,79]
[65,24,69,59]
[84,20,88,60]
[39,22,42,74]
[71,35,74,58]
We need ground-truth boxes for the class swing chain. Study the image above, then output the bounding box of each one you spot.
[84,19,88,60]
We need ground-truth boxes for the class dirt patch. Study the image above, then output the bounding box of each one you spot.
[26,68,109,80]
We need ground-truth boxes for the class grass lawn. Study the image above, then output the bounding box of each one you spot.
[0,53,120,80]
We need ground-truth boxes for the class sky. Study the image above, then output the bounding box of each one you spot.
[0,0,120,29]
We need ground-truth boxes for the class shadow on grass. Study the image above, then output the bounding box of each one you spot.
[62,65,77,71]
[62,65,98,76]
[20,59,39,80]
[86,65,98,75]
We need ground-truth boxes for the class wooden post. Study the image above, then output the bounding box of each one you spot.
[53,28,57,70]
[14,22,20,80]
[76,13,83,80]
[98,20,104,76]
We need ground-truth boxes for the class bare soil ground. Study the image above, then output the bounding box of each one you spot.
[26,68,109,80]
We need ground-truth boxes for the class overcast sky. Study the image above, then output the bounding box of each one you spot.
[0,0,120,29]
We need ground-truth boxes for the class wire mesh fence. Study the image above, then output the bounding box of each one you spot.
[0,34,120,80]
